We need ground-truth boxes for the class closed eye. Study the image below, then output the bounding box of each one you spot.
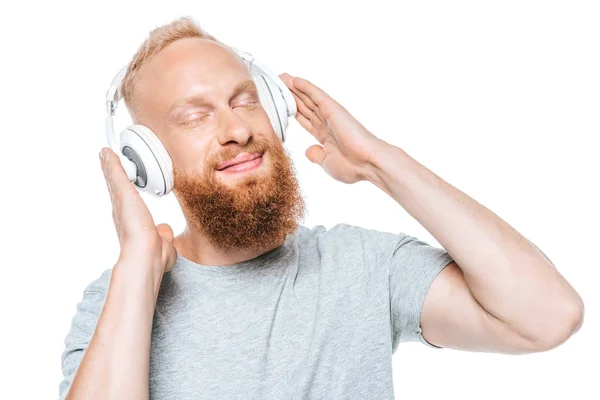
[181,114,209,127]
[234,98,259,109]
[181,99,259,128]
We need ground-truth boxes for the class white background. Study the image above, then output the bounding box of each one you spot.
[0,1,598,399]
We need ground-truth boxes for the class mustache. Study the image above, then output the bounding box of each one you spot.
[208,138,270,170]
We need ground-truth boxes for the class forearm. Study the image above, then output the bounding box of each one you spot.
[66,258,163,400]
[364,140,584,343]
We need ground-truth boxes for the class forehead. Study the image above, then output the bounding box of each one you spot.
[135,38,252,113]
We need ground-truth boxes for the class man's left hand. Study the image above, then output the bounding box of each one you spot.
[279,73,385,184]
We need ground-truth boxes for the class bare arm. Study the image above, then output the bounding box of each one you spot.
[65,258,163,399]
[61,147,177,398]
[276,73,584,353]
[366,143,584,353]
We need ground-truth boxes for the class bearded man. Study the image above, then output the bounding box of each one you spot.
[59,16,584,400]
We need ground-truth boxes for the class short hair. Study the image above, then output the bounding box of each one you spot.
[120,16,223,121]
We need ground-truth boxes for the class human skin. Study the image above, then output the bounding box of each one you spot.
[65,33,584,400]
[127,37,305,265]
[66,38,306,399]
[65,147,174,399]
[278,72,584,353]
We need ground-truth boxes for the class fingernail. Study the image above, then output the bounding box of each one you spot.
[99,149,104,161]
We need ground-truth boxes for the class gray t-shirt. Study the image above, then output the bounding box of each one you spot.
[59,223,454,399]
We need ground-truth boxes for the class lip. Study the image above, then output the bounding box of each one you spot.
[216,152,262,171]
[218,156,263,174]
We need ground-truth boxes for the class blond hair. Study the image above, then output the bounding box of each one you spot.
[121,16,223,120]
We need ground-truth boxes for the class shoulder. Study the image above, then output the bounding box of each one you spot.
[297,222,401,249]
[295,222,403,267]
[81,268,113,297]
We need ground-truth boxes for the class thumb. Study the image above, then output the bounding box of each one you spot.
[305,144,325,166]
[156,223,174,244]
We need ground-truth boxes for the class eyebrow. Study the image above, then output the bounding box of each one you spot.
[167,78,258,121]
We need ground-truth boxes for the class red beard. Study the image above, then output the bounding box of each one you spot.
[172,136,306,253]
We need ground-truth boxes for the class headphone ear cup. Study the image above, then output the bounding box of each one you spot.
[254,75,288,142]
[119,125,174,197]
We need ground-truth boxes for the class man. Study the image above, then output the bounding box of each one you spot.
[59,16,584,400]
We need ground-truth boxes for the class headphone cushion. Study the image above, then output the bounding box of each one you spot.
[262,74,291,138]
[119,125,174,196]
[254,75,287,141]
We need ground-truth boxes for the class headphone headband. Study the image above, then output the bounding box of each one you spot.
[103,45,297,196]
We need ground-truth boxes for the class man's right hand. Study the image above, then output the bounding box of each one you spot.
[63,147,176,399]
[99,147,177,273]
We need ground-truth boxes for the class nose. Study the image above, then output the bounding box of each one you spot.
[217,108,253,147]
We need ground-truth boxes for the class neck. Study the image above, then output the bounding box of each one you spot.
[173,225,286,267]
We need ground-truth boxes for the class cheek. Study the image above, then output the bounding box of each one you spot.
[262,113,276,133]
[167,139,212,172]
[248,105,275,132]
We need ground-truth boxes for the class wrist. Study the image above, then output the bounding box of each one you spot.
[113,256,165,301]
[360,140,405,191]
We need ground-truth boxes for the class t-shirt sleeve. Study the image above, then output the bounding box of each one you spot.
[58,269,111,400]
[388,233,454,352]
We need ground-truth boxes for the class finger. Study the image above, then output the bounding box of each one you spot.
[290,91,324,137]
[305,144,325,166]
[290,84,318,114]
[156,223,174,243]
[290,90,317,122]
[291,91,331,143]
[281,73,318,114]
[100,148,137,201]
[295,111,315,133]
[279,72,294,90]
[292,77,333,108]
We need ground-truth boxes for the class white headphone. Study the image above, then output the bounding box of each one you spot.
[104,47,297,197]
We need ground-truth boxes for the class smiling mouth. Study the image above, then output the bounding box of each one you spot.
[217,155,264,175]
[216,152,263,170]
